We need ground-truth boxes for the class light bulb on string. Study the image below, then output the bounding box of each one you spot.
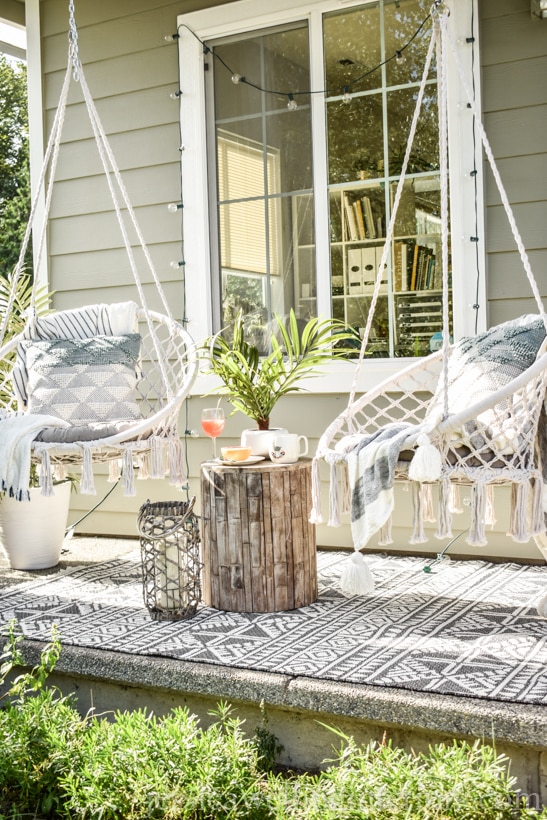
[287,94,298,111]
[342,86,351,104]
[170,260,186,270]
[395,50,406,63]
[169,90,182,100]
[167,202,184,213]
[231,74,243,84]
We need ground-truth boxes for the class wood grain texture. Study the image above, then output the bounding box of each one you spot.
[200,460,317,612]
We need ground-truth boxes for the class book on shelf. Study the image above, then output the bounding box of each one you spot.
[343,193,359,241]
[353,199,366,240]
[409,243,420,291]
[393,241,408,291]
[408,245,437,291]
[362,196,376,239]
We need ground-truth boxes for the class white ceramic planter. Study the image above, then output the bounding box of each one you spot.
[240,427,288,457]
[0,481,71,570]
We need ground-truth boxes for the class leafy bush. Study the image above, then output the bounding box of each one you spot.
[1,623,546,820]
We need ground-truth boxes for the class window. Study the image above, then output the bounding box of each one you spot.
[178,0,485,388]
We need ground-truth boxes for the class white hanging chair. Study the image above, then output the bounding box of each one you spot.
[0,1,198,499]
[311,5,547,603]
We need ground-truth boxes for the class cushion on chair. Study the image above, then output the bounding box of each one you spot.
[20,334,142,425]
[425,314,546,451]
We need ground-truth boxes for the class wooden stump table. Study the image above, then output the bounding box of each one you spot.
[200,459,317,613]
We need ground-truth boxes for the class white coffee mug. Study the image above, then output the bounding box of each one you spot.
[269,433,309,464]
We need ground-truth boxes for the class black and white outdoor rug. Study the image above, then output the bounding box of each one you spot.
[1,551,546,705]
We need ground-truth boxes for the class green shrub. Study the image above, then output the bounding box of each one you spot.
[1,623,546,820]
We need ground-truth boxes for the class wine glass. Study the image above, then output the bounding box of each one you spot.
[201,407,225,459]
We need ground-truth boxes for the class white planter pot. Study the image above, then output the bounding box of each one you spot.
[0,482,71,570]
[240,428,288,457]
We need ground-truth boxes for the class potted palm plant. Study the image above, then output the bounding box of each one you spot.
[0,271,74,570]
[204,309,357,454]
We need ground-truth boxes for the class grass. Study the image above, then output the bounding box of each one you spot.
[1,623,546,819]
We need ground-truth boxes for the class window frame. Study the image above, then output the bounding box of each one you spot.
[178,0,486,394]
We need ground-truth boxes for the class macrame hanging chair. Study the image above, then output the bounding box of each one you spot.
[311,3,547,607]
[0,0,198,499]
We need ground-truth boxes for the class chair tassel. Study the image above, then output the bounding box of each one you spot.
[408,433,442,483]
[108,458,122,483]
[409,482,428,544]
[123,448,136,496]
[450,484,463,514]
[168,437,186,486]
[136,452,149,480]
[485,484,497,528]
[149,436,165,479]
[378,516,393,546]
[340,462,351,515]
[39,449,54,497]
[507,482,530,543]
[54,463,67,482]
[422,483,435,523]
[328,462,341,527]
[339,550,375,597]
[436,477,453,540]
[309,457,323,524]
[530,477,545,536]
[80,446,96,495]
[467,482,487,547]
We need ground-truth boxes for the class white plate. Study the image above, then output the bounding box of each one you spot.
[216,455,265,466]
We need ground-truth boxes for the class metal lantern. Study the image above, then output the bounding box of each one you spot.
[137,497,202,621]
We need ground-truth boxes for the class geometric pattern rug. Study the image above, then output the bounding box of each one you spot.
[1,551,546,706]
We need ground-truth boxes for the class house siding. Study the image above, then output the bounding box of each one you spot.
[36,0,547,561]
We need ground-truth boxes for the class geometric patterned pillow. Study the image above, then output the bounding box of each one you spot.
[21,334,142,425]
[425,314,546,451]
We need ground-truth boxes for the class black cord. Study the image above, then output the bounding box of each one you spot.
[469,3,481,334]
[65,476,121,536]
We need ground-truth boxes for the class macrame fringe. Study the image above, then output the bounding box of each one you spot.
[467,482,487,547]
[168,437,186,486]
[309,457,323,524]
[485,484,497,528]
[422,483,435,523]
[328,462,341,527]
[54,463,67,482]
[507,482,530,543]
[39,449,54,497]
[378,516,393,546]
[409,482,428,544]
[123,448,136,496]
[149,436,165,479]
[339,550,375,596]
[136,452,149,480]
[530,477,544,536]
[80,446,96,495]
[436,477,453,539]
[108,458,122,483]
[408,434,442,483]
[450,484,463,514]
[340,462,351,515]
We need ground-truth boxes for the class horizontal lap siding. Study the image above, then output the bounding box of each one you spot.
[479,1,547,327]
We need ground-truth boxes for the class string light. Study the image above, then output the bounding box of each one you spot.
[174,9,433,105]
[170,260,186,269]
[167,202,184,212]
[169,89,182,99]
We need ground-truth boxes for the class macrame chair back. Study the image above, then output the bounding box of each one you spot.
[0,1,198,496]
[312,5,547,566]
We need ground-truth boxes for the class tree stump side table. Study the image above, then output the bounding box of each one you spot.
[200,459,317,613]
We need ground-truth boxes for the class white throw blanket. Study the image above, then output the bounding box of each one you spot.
[0,413,69,500]
[344,422,421,550]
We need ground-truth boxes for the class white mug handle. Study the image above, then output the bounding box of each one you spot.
[298,435,309,456]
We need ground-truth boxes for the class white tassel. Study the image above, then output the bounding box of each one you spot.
[39,449,54,497]
[168,437,186,486]
[507,482,530,543]
[149,436,165,479]
[123,448,136,497]
[108,458,122,483]
[378,516,393,546]
[467,482,487,547]
[80,446,96,495]
[340,462,351,515]
[309,457,323,524]
[450,484,463,514]
[409,482,428,544]
[328,462,341,527]
[339,550,375,596]
[436,477,453,540]
[422,483,435,523]
[408,433,442,483]
[531,477,544,536]
[136,453,148,480]
[54,463,67,482]
[485,485,497,528]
